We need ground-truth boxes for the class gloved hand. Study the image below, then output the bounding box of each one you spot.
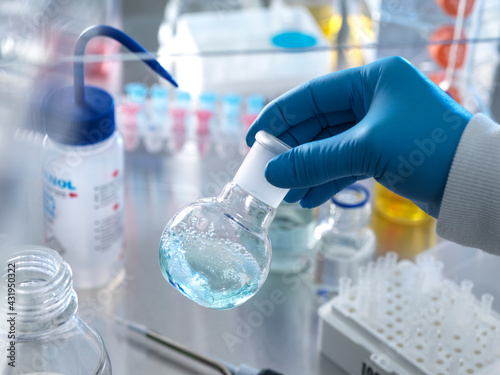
[246,56,472,217]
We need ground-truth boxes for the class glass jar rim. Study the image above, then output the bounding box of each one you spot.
[331,184,370,209]
[1,246,76,333]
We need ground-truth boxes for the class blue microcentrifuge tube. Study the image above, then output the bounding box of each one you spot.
[244,94,265,130]
[222,93,242,134]
[125,82,147,105]
[150,84,168,113]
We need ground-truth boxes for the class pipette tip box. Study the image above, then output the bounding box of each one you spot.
[318,252,500,375]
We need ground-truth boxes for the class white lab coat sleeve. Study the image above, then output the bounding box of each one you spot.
[437,113,500,254]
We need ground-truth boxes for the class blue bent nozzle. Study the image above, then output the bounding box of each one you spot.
[44,25,178,146]
[74,25,178,105]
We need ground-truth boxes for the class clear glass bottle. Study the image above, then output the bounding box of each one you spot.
[313,184,376,296]
[269,202,317,273]
[159,131,291,310]
[0,246,111,374]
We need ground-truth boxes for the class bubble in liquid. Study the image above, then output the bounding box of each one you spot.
[159,224,263,310]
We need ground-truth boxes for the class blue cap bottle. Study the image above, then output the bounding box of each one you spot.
[42,25,177,289]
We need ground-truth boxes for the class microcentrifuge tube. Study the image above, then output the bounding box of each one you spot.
[196,92,216,156]
[126,82,147,105]
[170,91,190,151]
[145,85,169,154]
[196,109,212,135]
[222,93,242,134]
[243,95,265,131]
[151,84,168,114]
[195,109,212,156]
[120,103,141,152]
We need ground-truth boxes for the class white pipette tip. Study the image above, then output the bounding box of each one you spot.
[416,253,433,268]
[325,252,500,375]
[448,355,462,375]
[376,256,385,275]
[480,293,494,320]
[427,340,441,372]
[461,280,474,295]
[484,328,496,361]
[463,326,477,360]
[434,260,444,275]
[358,266,367,282]
[493,328,500,357]
[385,252,398,273]
[367,261,376,279]
[338,277,352,305]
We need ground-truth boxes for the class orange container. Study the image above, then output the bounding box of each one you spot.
[428,25,467,69]
[435,0,475,18]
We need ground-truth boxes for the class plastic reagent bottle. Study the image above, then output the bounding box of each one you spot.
[159,131,291,310]
[42,25,177,289]
[0,246,111,374]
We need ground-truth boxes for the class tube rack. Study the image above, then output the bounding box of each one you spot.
[318,253,500,375]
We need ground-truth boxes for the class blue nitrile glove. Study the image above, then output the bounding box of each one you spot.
[246,56,472,218]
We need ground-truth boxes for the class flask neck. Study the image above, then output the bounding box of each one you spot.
[217,182,276,233]
[2,248,77,336]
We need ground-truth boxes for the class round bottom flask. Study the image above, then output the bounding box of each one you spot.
[159,131,291,310]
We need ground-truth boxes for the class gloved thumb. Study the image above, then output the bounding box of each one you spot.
[264,132,367,189]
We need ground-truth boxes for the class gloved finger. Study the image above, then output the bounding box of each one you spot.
[246,66,366,146]
[279,112,356,147]
[299,176,362,208]
[311,122,356,142]
[283,188,309,203]
[265,128,369,189]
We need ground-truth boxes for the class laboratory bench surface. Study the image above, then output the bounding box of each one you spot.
[77,145,346,375]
